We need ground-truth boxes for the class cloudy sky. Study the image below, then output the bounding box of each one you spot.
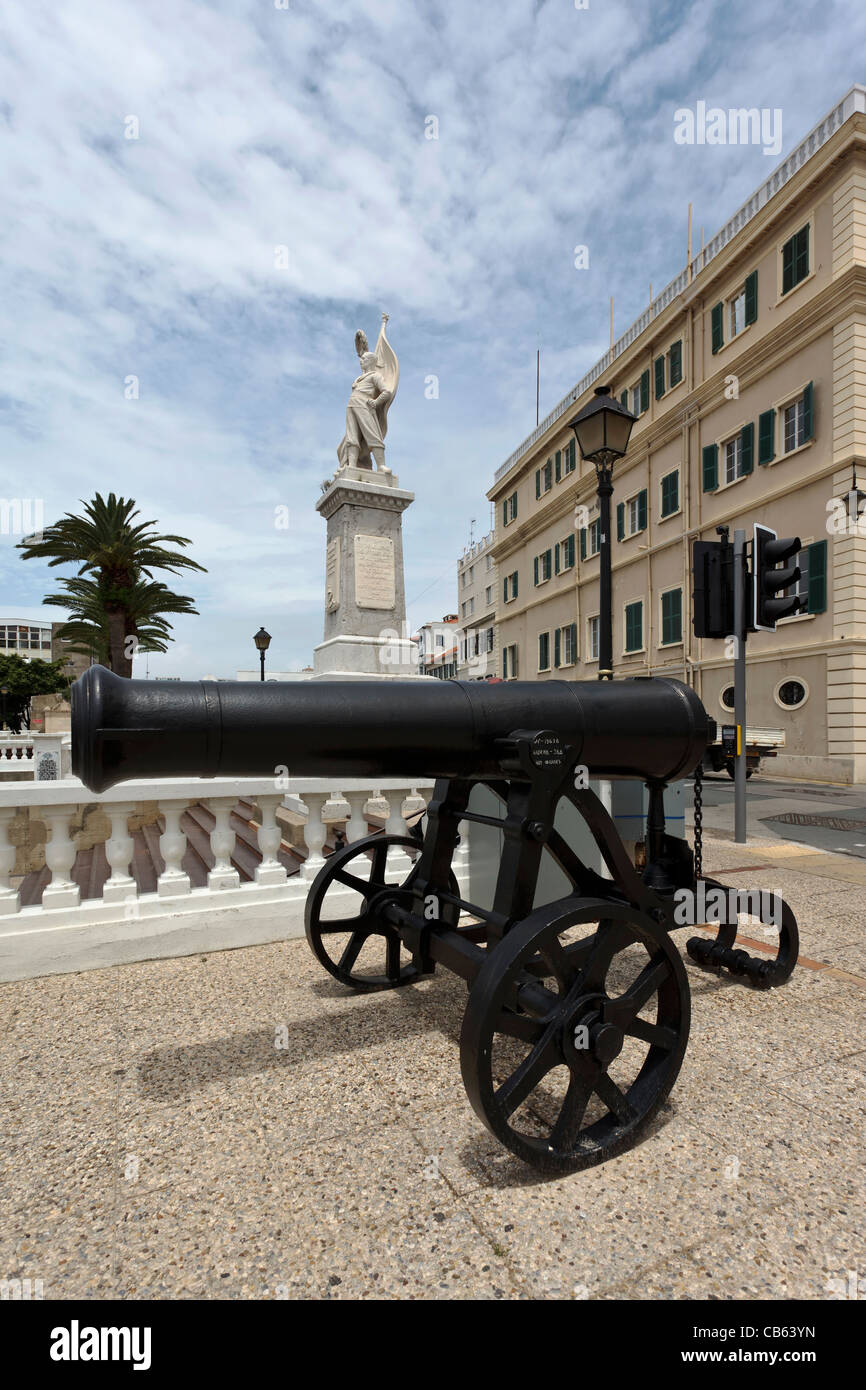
[1,0,864,677]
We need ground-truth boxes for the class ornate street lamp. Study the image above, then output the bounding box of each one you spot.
[569,385,636,680]
[253,627,272,681]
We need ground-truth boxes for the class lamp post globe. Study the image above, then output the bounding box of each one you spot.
[253,627,272,682]
[568,386,636,680]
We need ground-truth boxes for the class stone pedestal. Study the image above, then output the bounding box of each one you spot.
[312,467,423,680]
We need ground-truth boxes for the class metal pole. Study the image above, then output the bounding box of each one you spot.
[733,529,747,843]
[597,462,613,680]
[260,649,265,682]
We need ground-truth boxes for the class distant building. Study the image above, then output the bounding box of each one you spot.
[234,668,315,681]
[456,531,497,680]
[416,615,459,678]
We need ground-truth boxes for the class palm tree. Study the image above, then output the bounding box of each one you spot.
[18,493,205,676]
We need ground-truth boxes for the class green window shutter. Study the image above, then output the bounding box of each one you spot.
[803,380,814,439]
[744,269,758,325]
[807,540,826,614]
[533,556,539,586]
[669,339,682,386]
[567,534,575,567]
[570,622,577,658]
[554,628,561,668]
[513,571,518,598]
[796,225,810,285]
[554,543,560,575]
[620,389,628,407]
[502,500,507,526]
[535,469,541,499]
[758,409,775,464]
[741,422,754,475]
[616,502,625,541]
[545,548,552,578]
[510,491,517,518]
[638,489,647,531]
[579,528,586,560]
[654,355,665,399]
[555,449,561,483]
[782,235,794,294]
[711,301,724,353]
[568,440,576,471]
[702,443,718,492]
[662,590,683,645]
[503,577,508,603]
[640,368,650,413]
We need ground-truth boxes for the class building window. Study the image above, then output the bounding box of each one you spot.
[485,585,493,606]
[729,288,746,338]
[564,440,577,474]
[668,340,683,387]
[619,489,647,539]
[436,633,445,649]
[720,685,735,710]
[624,600,643,653]
[486,554,493,571]
[538,631,550,671]
[660,470,679,518]
[557,622,577,666]
[533,550,553,586]
[503,644,519,679]
[660,589,683,646]
[503,492,518,526]
[503,571,518,602]
[781,224,810,294]
[775,678,807,709]
[781,384,813,453]
[631,382,642,415]
[587,519,601,556]
[559,534,575,570]
[587,615,600,662]
[485,626,494,652]
[724,434,744,484]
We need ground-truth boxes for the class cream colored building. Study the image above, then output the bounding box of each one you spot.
[488,86,866,783]
[456,532,498,680]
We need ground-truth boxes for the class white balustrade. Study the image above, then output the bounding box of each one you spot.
[0,774,457,982]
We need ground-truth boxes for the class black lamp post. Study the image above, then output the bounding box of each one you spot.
[569,385,636,680]
[253,627,272,681]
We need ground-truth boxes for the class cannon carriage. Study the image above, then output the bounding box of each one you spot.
[72,668,799,1175]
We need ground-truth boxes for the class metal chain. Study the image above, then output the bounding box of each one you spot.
[693,761,703,883]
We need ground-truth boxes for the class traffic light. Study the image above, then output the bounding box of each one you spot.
[692,539,734,638]
[753,524,801,631]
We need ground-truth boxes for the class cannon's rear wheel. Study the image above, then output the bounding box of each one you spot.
[460,898,690,1173]
[304,833,458,992]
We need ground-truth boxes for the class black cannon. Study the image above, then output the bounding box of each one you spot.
[72,667,799,1174]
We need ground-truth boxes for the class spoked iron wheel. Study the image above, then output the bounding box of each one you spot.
[304,832,457,992]
[460,897,690,1173]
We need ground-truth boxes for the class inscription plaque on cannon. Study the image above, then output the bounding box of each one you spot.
[325,537,341,613]
[354,533,395,610]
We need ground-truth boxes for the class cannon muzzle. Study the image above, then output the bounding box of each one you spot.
[71,666,713,795]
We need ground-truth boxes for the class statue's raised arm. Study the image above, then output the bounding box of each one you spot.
[337,313,400,474]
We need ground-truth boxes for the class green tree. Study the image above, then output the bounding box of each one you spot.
[18,492,205,677]
[0,653,71,732]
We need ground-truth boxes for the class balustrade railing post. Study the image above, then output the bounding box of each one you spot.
[207,797,241,891]
[102,803,137,904]
[255,794,288,886]
[300,792,329,882]
[158,802,191,898]
[41,806,81,909]
[345,791,370,844]
[0,806,21,915]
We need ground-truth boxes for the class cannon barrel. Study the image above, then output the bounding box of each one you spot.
[71,666,713,794]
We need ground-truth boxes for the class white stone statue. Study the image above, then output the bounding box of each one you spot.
[337,313,399,474]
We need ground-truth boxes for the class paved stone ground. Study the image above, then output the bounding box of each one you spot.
[1,832,863,1301]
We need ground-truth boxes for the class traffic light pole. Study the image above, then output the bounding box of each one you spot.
[733,528,747,843]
